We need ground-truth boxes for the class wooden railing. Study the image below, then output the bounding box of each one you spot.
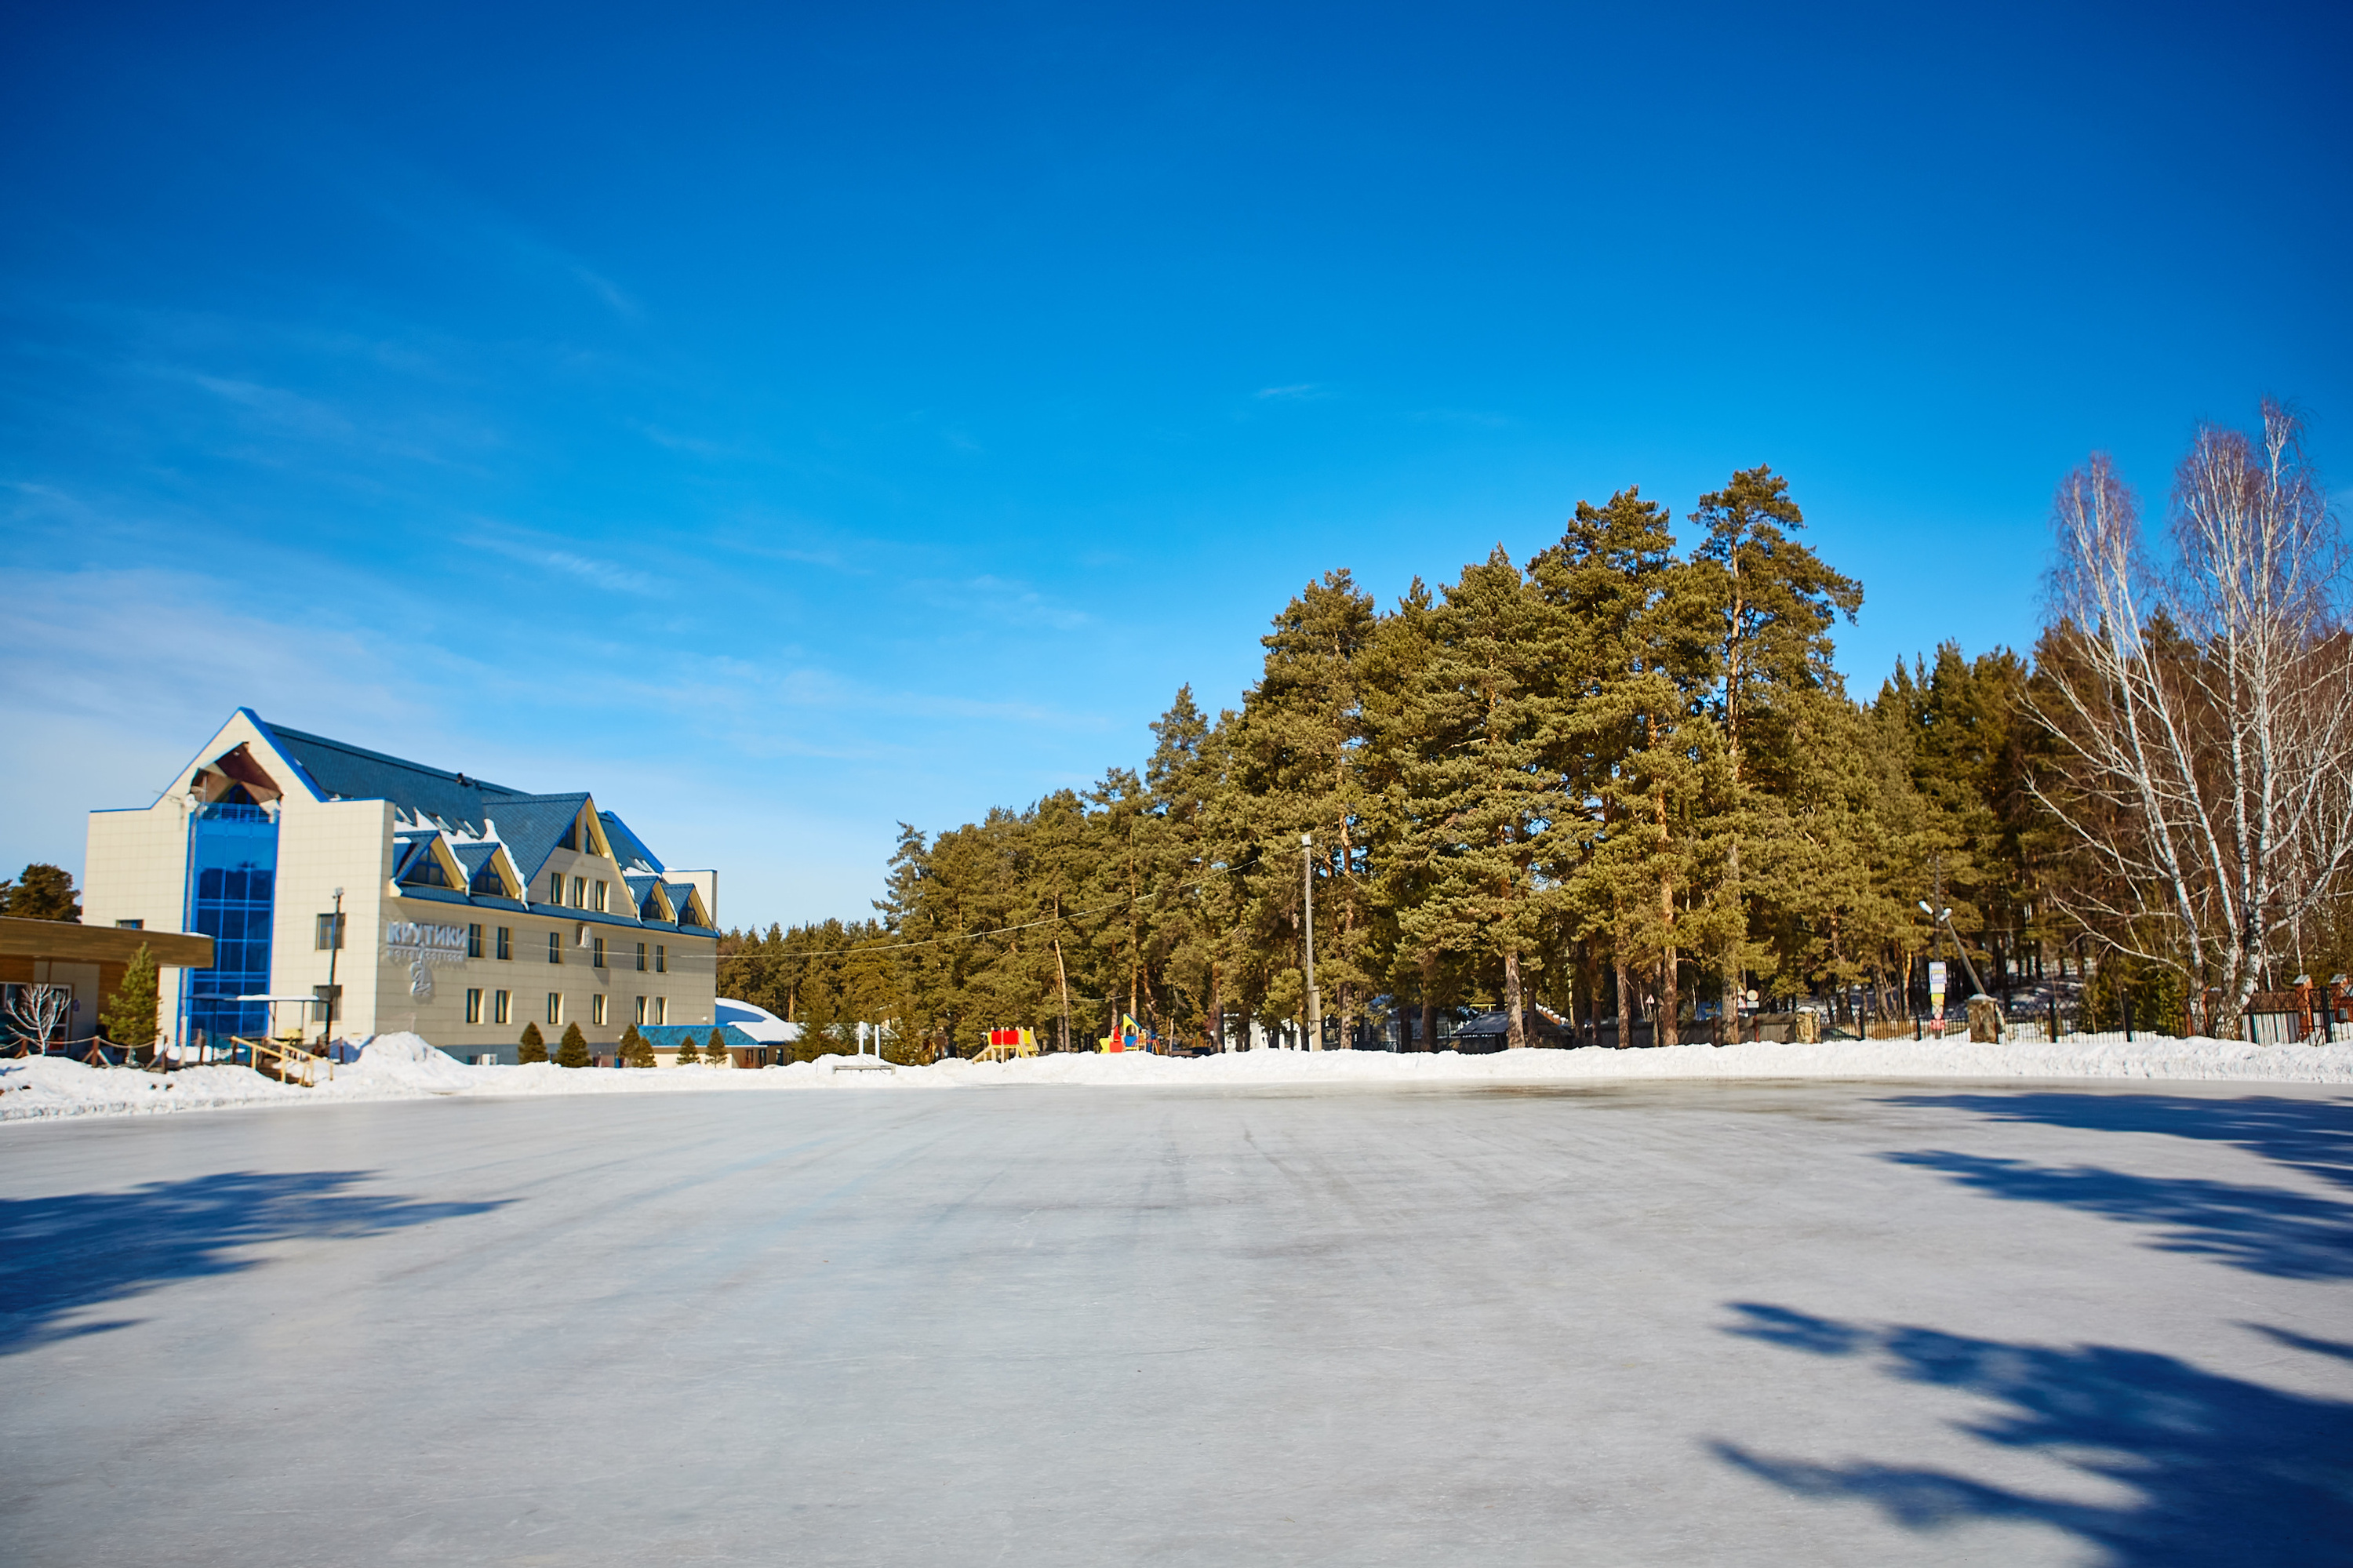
[235,1036,334,1086]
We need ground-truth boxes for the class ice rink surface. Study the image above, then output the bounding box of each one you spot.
[3,1078,2349,1566]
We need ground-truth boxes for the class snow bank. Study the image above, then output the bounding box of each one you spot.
[344,1032,477,1092]
[5,1032,2348,1125]
[936,1033,2353,1089]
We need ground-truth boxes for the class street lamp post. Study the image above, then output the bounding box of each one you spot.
[1301,832,1321,1051]
[322,886,344,1049]
[1917,901,1990,998]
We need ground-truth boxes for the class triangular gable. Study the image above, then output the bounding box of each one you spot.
[566,801,614,860]
[452,842,523,900]
[625,875,675,923]
[155,710,327,810]
[394,834,467,891]
[662,882,711,929]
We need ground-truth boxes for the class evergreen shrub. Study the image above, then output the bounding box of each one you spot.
[518,1021,547,1063]
[705,1028,729,1066]
[557,1022,590,1068]
[101,942,160,1051]
[2083,960,2188,1036]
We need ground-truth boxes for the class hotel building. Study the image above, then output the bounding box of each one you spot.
[82,710,721,1062]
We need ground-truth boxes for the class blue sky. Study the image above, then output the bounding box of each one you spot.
[5,2,2348,928]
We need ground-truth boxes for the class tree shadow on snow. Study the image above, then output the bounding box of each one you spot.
[1882,1150,2353,1279]
[1884,1093,2353,1191]
[1711,1303,2353,1566]
[1870,1093,2353,1279]
[0,1170,505,1355]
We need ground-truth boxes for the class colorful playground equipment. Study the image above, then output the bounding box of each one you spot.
[974,1027,1038,1063]
[1097,1013,1157,1053]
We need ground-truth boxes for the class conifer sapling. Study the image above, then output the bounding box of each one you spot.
[518,1020,548,1064]
[101,942,160,1051]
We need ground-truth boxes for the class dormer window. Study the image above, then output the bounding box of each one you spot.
[399,846,451,888]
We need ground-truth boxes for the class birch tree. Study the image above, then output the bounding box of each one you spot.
[2032,402,2353,1034]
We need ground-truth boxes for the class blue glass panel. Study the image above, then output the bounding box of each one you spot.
[181,803,279,1049]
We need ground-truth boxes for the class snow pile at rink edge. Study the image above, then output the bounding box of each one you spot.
[5,1031,2352,1122]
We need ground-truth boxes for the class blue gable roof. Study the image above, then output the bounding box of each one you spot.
[262,721,522,836]
[486,794,591,888]
[600,811,664,875]
[249,715,681,900]
[640,1024,762,1052]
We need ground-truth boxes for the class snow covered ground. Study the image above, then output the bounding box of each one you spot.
[6,1028,2353,1123]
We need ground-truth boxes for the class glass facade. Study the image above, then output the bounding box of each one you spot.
[183,803,278,1048]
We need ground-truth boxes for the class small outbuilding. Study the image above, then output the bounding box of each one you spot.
[1446,1006,1571,1053]
[2,916,213,1049]
[638,1022,771,1068]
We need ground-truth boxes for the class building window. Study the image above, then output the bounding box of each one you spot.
[635,995,647,1024]
[571,875,586,908]
[313,984,343,1029]
[593,879,608,912]
[547,992,562,1024]
[315,912,345,951]
[591,994,607,1027]
[547,872,562,905]
[655,996,667,1024]
[592,937,606,969]
[547,931,562,964]
[494,989,511,1025]
[635,941,646,972]
[116,919,144,930]
[656,944,666,973]
[496,926,511,961]
[401,847,451,889]
[467,923,483,959]
[465,988,483,1024]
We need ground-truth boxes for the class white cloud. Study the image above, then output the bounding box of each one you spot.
[471,531,669,595]
[0,566,436,881]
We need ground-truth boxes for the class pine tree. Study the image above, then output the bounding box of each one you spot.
[676,1031,700,1064]
[557,1022,590,1068]
[1235,573,1381,1047]
[705,1028,729,1067]
[100,942,160,1052]
[1685,467,1863,1023]
[518,1021,547,1063]
[619,1024,653,1068]
[1395,547,1580,1050]
[2,863,81,922]
[1531,487,1709,1046]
